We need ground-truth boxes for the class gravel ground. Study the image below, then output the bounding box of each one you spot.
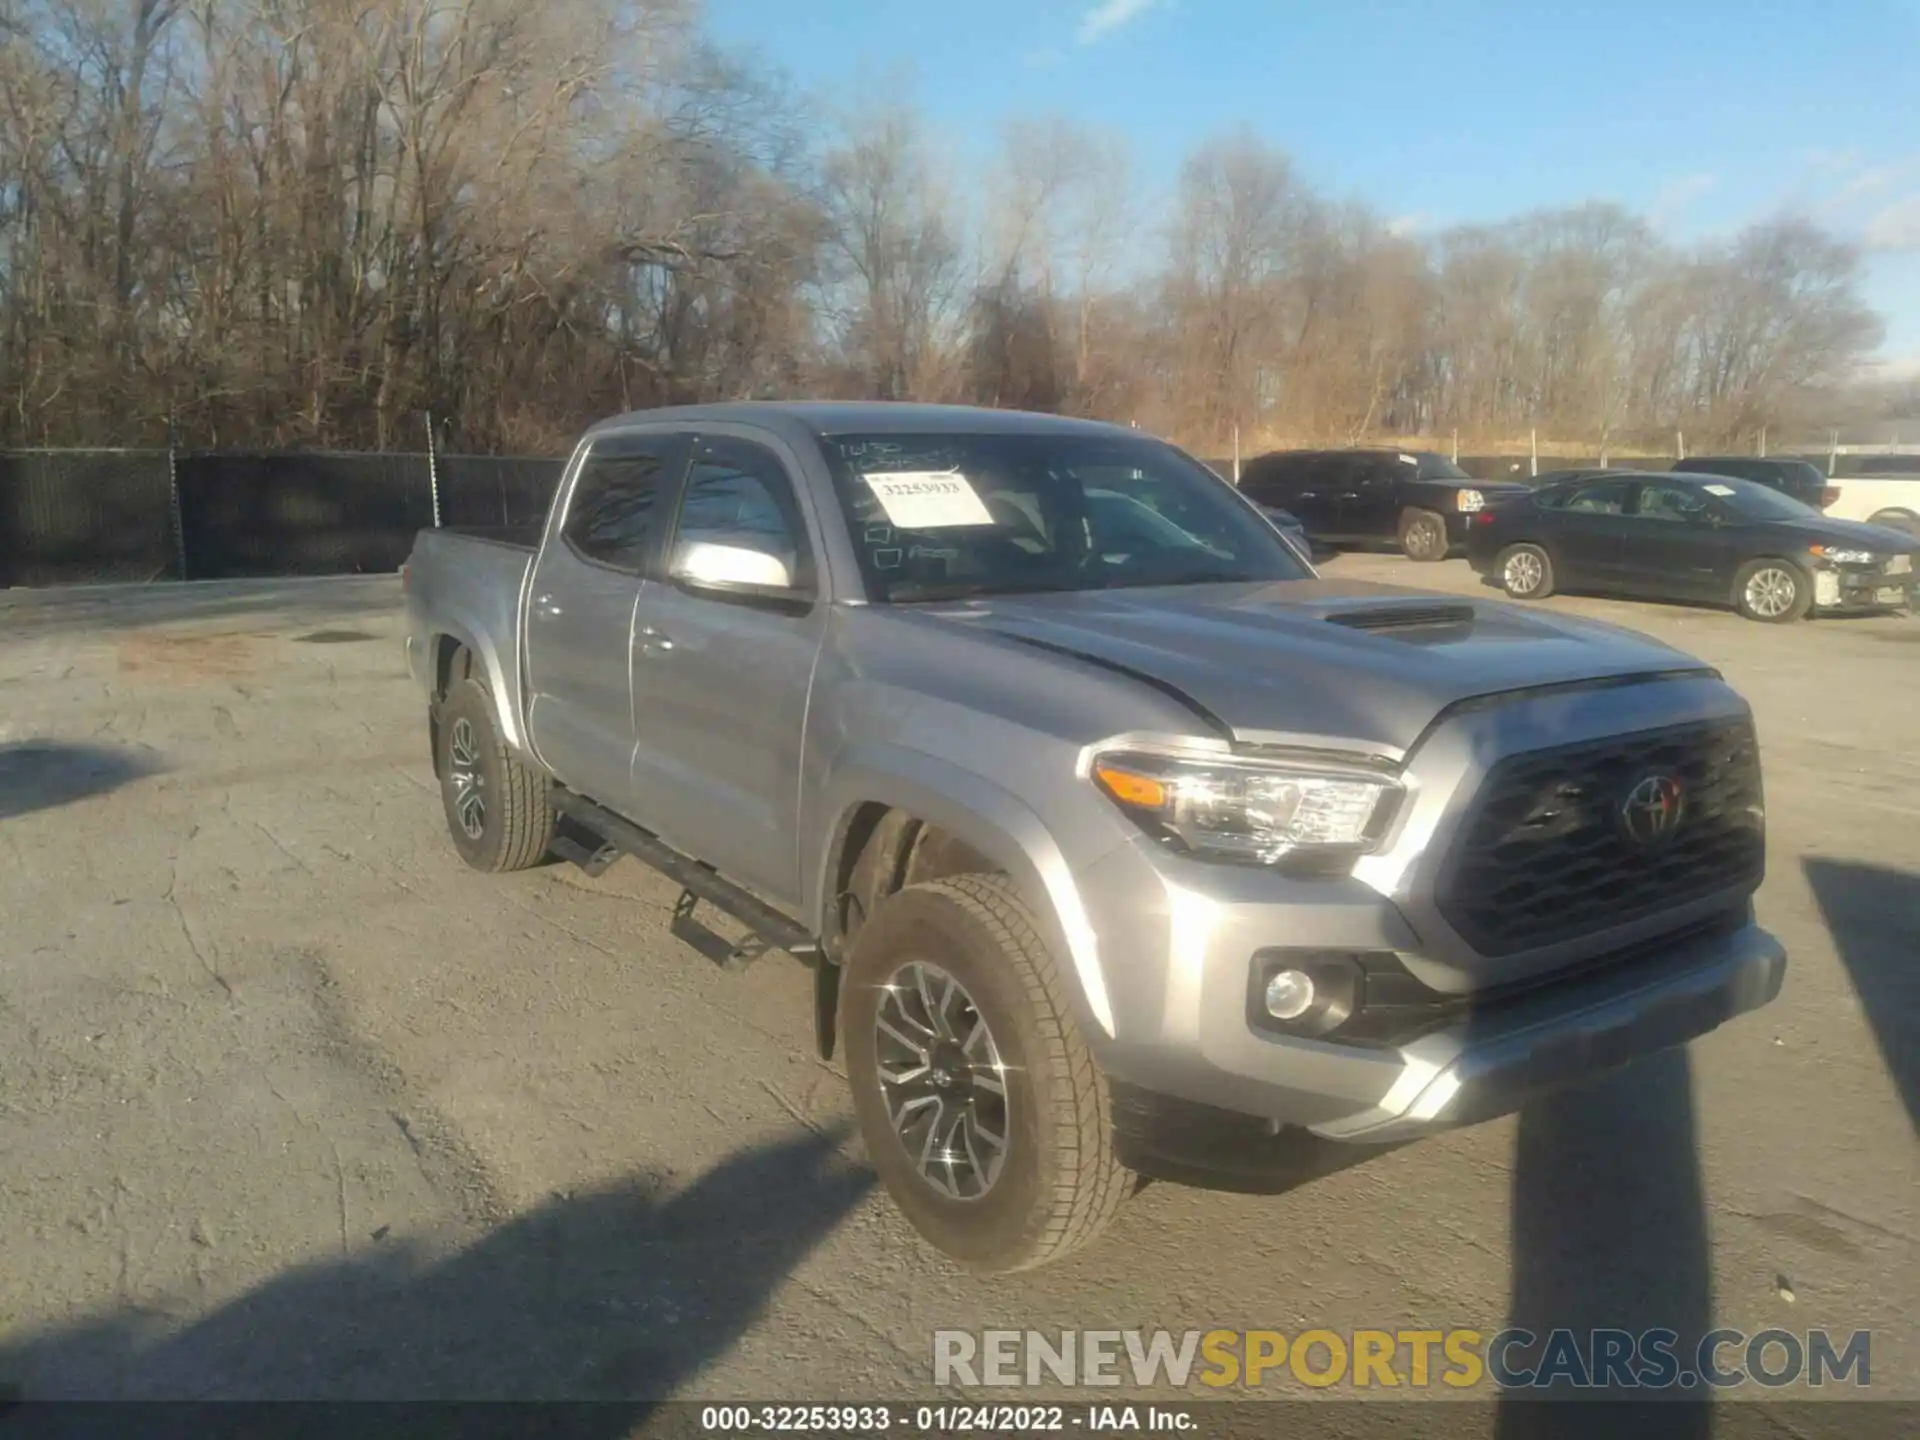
[0,561,1914,1413]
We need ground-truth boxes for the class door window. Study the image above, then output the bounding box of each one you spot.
[1562,479,1635,516]
[561,434,683,572]
[1635,483,1713,524]
[671,437,814,590]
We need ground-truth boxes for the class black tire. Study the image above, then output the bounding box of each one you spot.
[435,678,556,871]
[1496,543,1555,599]
[1398,508,1449,562]
[1733,558,1813,623]
[841,874,1130,1273]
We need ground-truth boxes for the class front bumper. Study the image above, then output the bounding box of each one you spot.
[1066,673,1787,1151]
[1304,917,1783,1141]
[1812,564,1915,612]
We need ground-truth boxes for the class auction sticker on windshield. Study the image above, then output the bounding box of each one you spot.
[862,471,995,528]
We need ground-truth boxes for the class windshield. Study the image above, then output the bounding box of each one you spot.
[1699,476,1822,521]
[1415,454,1471,481]
[817,432,1312,602]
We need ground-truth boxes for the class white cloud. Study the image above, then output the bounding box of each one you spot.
[1386,213,1435,237]
[1076,0,1164,45]
[1864,194,1920,252]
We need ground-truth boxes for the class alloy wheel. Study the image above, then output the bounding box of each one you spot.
[448,717,486,839]
[1744,566,1798,619]
[873,960,1011,1201]
[1504,550,1543,595]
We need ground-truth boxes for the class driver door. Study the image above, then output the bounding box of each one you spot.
[1624,481,1733,600]
[627,432,826,908]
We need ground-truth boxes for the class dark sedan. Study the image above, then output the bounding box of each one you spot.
[1466,471,1918,622]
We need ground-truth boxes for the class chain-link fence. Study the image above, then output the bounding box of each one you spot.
[1,449,567,588]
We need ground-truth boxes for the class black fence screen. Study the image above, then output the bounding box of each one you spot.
[175,451,435,579]
[0,450,177,588]
[437,455,567,531]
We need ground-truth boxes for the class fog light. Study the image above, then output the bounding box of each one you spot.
[1264,968,1316,1021]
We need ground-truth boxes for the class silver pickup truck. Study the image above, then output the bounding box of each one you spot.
[403,402,1786,1272]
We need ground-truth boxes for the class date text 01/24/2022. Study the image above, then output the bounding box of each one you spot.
[698,1404,1196,1432]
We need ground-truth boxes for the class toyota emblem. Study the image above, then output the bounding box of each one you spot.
[1620,774,1686,846]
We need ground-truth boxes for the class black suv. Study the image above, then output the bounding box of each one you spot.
[1671,457,1836,510]
[1238,449,1530,560]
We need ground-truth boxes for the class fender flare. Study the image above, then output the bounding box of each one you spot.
[813,745,1117,1038]
[425,620,526,753]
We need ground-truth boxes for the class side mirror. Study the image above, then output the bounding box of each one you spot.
[669,539,799,597]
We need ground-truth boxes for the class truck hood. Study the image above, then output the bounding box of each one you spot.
[928,578,1708,758]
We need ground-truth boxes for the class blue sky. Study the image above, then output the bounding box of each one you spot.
[705,0,1920,368]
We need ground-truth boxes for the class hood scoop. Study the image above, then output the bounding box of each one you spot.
[1325,602,1478,633]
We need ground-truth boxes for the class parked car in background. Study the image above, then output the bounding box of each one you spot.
[1467,470,1918,622]
[1238,449,1530,561]
[1671,456,1835,510]
[1819,473,1920,539]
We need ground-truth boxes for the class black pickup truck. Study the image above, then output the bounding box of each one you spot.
[1239,448,1529,561]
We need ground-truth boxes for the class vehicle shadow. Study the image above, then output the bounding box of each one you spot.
[0,1126,872,1407]
[1494,1047,1712,1437]
[0,741,162,821]
[1804,859,1918,1130]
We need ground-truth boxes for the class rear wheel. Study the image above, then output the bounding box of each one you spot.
[1497,543,1555,600]
[1398,508,1449,562]
[1733,559,1812,623]
[841,874,1131,1273]
[435,678,556,871]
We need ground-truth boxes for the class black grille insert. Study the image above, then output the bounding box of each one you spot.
[1437,719,1764,956]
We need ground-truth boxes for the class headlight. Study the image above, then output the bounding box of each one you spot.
[1456,489,1485,513]
[1809,545,1874,565]
[1090,750,1399,865]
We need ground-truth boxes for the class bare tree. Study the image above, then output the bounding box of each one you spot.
[0,23,1891,454]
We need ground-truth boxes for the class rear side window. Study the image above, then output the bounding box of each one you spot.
[1562,479,1636,515]
[562,434,684,572]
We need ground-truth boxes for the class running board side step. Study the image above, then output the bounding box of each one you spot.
[548,788,821,969]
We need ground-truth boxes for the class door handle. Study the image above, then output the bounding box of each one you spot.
[637,624,674,653]
[532,593,564,618]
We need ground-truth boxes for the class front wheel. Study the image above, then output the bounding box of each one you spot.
[1733,559,1812,623]
[435,678,557,871]
[841,874,1131,1273]
[1398,508,1449,562]
[1497,543,1555,599]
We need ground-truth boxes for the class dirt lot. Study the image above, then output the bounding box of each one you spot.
[0,560,1915,1410]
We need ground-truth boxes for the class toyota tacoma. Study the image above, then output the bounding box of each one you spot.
[403,402,1786,1272]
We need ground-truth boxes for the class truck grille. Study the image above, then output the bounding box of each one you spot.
[1436,719,1764,957]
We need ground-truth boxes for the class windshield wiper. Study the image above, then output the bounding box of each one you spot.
[889,577,1083,603]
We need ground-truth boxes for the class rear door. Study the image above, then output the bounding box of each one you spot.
[1290,456,1347,536]
[523,431,687,808]
[1619,479,1730,599]
[1550,477,1640,587]
[1335,455,1403,540]
[1241,456,1313,527]
[627,431,827,907]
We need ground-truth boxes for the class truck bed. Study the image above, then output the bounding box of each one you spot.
[405,526,536,749]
